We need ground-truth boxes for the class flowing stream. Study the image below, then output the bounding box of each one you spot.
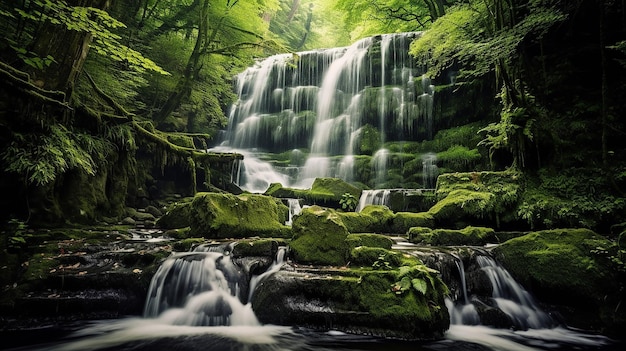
[10,244,620,351]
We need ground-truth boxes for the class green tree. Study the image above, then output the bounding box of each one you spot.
[410,0,566,169]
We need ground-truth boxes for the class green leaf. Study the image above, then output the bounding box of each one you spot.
[411,278,428,295]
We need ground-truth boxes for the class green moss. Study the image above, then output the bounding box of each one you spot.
[408,227,433,243]
[350,247,402,267]
[428,189,495,226]
[264,183,298,198]
[346,233,394,251]
[232,238,287,257]
[265,178,362,208]
[392,212,435,233]
[410,226,495,245]
[290,206,350,266]
[437,145,482,172]
[189,192,291,238]
[356,124,382,155]
[157,200,193,229]
[493,229,624,331]
[494,229,611,299]
[338,205,394,233]
[309,177,362,201]
[165,227,191,240]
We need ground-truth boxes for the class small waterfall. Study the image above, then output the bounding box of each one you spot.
[213,147,290,193]
[143,243,286,327]
[285,199,302,226]
[356,189,391,212]
[248,247,286,301]
[372,148,389,187]
[446,256,480,326]
[476,255,555,330]
[422,153,438,189]
[443,252,555,330]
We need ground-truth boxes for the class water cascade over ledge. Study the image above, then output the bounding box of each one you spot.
[215,32,436,192]
[143,242,286,327]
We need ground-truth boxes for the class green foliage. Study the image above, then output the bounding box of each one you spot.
[1,124,112,186]
[436,145,481,172]
[372,253,394,270]
[339,192,359,211]
[334,0,443,41]
[5,219,31,251]
[7,0,168,75]
[391,264,442,297]
[518,169,626,230]
[410,1,565,82]
[9,45,56,70]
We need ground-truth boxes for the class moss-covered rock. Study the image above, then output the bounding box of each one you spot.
[346,233,394,251]
[429,171,522,229]
[409,226,496,246]
[232,238,287,258]
[392,212,435,233]
[349,246,402,267]
[189,192,291,238]
[157,200,193,229]
[290,206,350,266]
[252,261,450,340]
[338,205,395,233]
[265,177,362,208]
[493,229,626,335]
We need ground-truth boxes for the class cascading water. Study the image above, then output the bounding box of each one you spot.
[475,255,554,330]
[143,243,286,327]
[356,189,391,212]
[285,198,303,226]
[442,252,554,330]
[422,153,438,189]
[216,32,437,192]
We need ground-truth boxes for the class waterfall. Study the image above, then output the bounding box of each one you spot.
[285,199,302,226]
[476,255,555,330]
[143,243,286,327]
[443,252,555,330]
[422,152,438,189]
[446,255,480,326]
[372,148,389,187]
[217,32,435,192]
[356,189,391,212]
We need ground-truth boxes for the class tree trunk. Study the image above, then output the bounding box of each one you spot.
[27,0,110,98]
[154,0,210,124]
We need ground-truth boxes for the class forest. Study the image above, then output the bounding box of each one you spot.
[0,0,625,349]
[0,0,624,227]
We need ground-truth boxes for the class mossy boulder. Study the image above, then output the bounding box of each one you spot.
[493,229,626,335]
[392,212,435,233]
[409,226,496,246]
[429,171,522,228]
[289,206,393,266]
[157,200,193,229]
[265,177,362,208]
[349,246,402,267]
[338,205,395,233]
[232,238,287,258]
[252,261,450,340]
[290,206,350,266]
[428,189,495,228]
[188,192,291,238]
[346,234,394,251]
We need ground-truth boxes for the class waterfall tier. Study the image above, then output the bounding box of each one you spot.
[143,243,285,327]
[216,32,438,192]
